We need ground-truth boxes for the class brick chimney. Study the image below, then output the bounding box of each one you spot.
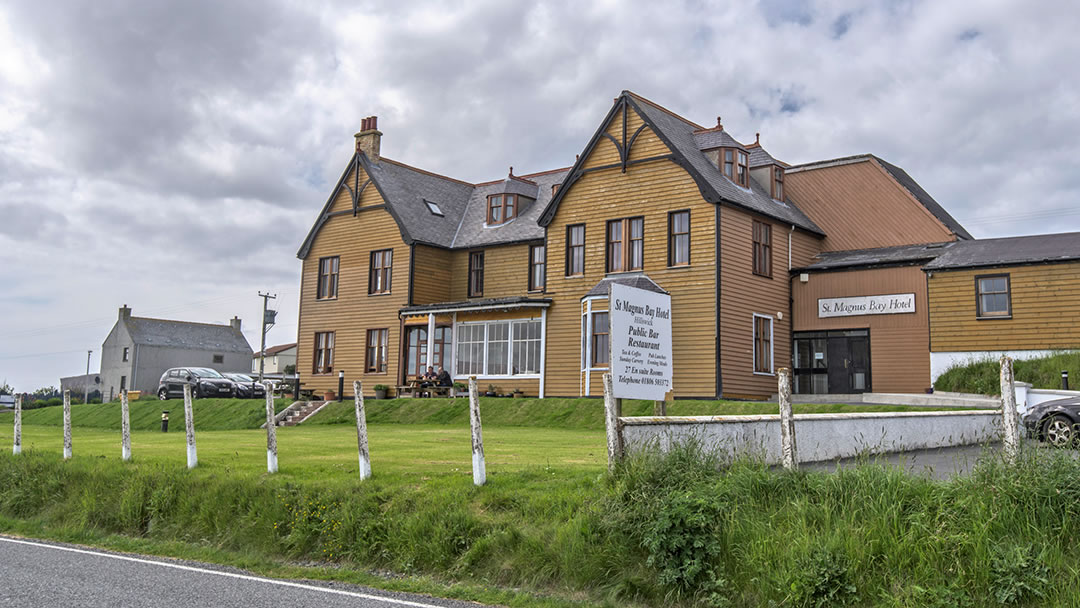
[230,316,242,331]
[354,116,382,162]
[119,305,131,321]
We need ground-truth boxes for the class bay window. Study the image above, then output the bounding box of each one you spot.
[454,319,543,377]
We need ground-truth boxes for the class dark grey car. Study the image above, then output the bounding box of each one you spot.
[224,373,266,399]
[157,367,235,400]
[1022,396,1080,447]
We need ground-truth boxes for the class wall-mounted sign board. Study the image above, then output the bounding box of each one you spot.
[818,293,915,318]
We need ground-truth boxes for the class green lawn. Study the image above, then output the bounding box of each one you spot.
[6,423,605,479]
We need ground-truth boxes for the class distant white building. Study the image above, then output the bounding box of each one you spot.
[101,305,254,400]
[252,343,297,374]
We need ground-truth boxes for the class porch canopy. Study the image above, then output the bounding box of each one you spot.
[400,296,552,318]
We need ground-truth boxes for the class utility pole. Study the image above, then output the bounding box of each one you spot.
[257,292,277,383]
[85,350,92,404]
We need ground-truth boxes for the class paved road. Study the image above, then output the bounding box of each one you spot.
[0,536,485,608]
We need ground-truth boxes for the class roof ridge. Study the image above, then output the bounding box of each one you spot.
[379,157,476,188]
[130,316,237,329]
[518,165,572,179]
[622,90,706,130]
[785,154,874,172]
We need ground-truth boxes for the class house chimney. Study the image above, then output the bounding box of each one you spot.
[119,305,131,321]
[230,316,242,331]
[354,116,382,162]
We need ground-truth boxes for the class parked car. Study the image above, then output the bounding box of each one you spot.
[1022,396,1080,447]
[157,367,235,400]
[223,373,266,399]
[0,394,14,408]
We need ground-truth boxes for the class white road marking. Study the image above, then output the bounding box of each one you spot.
[0,536,447,608]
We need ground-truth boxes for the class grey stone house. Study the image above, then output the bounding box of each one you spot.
[100,306,254,400]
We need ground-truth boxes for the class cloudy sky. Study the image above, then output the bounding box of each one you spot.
[1,0,1078,391]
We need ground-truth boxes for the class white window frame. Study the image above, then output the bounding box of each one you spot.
[752,313,774,376]
[453,318,542,380]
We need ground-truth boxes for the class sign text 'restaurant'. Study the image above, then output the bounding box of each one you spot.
[609,283,673,400]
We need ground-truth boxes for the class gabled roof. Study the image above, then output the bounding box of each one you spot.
[539,91,824,234]
[297,151,568,257]
[747,145,785,169]
[124,317,253,353]
[693,128,746,151]
[786,154,972,240]
[923,232,1080,270]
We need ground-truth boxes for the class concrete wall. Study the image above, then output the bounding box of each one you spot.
[620,411,1001,466]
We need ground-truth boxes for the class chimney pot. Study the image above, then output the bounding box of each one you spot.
[354,116,382,162]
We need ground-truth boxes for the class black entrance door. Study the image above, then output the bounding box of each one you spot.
[794,329,871,394]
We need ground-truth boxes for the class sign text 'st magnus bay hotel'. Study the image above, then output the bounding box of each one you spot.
[296,91,1080,399]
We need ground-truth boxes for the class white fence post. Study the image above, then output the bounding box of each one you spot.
[13,394,21,455]
[468,376,486,486]
[264,383,278,473]
[63,390,72,460]
[778,367,798,470]
[1000,355,1020,464]
[183,383,197,469]
[121,389,131,461]
[354,380,371,480]
[603,373,623,472]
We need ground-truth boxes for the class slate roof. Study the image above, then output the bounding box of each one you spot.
[364,156,475,247]
[693,128,746,151]
[585,273,669,297]
[452,170,567,248]
[786,154,972,241]
[797,242,957,272]
[623,92,823,234]
[125,317,253,353]
[747,145,785,168]
[923,232,1080,270]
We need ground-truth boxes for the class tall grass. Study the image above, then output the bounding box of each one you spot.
[935,351,1080,395]
[2,443,1079,606]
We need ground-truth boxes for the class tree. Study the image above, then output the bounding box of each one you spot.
[0,380,12,395]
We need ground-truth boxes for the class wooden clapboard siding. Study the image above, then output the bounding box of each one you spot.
[929,262,1080,351]
[792,266,931,393]
[448,244,535,301]
[297,198,411,398]
[411,244,453,305]
[456,309,544,323]
[785,158,956,252]
[791,229,821,270]
[328,164,381,214]
[546,104,718,398]
[718,208,794,398]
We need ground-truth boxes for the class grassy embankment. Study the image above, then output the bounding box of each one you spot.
[936,351,1080,395]
[1,397,1065,607]
[1,438,1078,607]
[10,397,291,431]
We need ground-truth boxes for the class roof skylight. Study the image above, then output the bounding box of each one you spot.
[424,200,444,216]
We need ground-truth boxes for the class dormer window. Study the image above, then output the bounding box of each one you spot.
[772,166,784,201]
[721,148,750,187]
[487,194,518,225]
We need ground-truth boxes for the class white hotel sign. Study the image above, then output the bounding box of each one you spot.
[818,293,916,318]
[609,283,673,400]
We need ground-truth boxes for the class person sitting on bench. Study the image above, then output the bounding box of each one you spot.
[436,366,452,387]
[420,366,437,388]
